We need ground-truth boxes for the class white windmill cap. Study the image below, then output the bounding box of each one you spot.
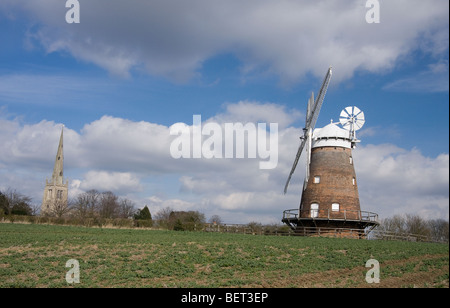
[312,122,352,149]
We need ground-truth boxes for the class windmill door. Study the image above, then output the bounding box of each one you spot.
[310,203,319,218]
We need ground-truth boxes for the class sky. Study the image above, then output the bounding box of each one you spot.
[0,0,448,224]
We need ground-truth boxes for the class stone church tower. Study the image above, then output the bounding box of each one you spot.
[41,127,68,216]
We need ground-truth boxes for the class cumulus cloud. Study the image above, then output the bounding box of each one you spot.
[211,101,302,129]
[1,0,448,84]
[78,170,142,194]
[354,144,449,219]
[0,102,448,222]
[0,117,75,169]
[143,195,200,216]
[76,116,174,173]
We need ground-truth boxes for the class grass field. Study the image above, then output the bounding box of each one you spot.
[0,223,448,288]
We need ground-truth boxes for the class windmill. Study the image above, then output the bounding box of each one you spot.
[281,69,379,238]
[284,66,332,194]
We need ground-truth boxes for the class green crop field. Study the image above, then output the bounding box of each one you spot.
[0,223,448,288]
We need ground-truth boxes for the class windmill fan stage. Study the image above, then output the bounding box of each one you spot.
[282,67,379,239]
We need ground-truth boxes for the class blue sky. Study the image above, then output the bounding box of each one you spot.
[0,0,448,223]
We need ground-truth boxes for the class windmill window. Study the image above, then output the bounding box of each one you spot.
[352,178,356,186]
[310,203,319,218]
[349,156,353,164]
[332,203,340,212]
[314,176,321,184]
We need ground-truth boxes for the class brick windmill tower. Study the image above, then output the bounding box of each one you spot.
[282,68,378,238]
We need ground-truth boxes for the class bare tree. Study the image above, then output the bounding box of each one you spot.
[405,214,430,237]
[380,215,406,234]
[30,203,41,216]
[71,190,136,220]
[154,207,173,228]
[118,198,136,219]
[154,206,173,221]
[209,215,223,225]
[428,219,449,242]
[379,214,449,242]
[47,198,71,218]
[0,188,32,216]
[99,191,119,219]
[71,189,101,220]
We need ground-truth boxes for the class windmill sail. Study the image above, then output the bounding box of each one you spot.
[283,67,332,194]
[306,67,333,131]
[284,136,307,194]
[303,127,312,191]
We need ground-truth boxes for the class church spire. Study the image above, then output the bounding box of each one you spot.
[51,126,64,185]
[41,125,69,216]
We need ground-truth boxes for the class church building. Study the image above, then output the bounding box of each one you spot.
[41,127,68,216]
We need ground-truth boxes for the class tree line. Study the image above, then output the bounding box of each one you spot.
[1,187,449,241]
[377,214,449,243]
[0,188,35,216]
[0,187,212,230]
[0,188,148,222]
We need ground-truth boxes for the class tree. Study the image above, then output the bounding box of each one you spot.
[247,221,263,233]
[378,214,449,242]
[154,206,174,228]
[134,205,152,220]
[71,189,100,220]
[0,191,7,215]
[405,214,430,237]
[428,219,449,242]
[154,206,173,221]
[0,188,32,216]
[98,191,119,219]
[379,215,406,235]
[30,203,41,216]
[133,205,153,228]
[173,219,184,231]
[46,198,70,218]
[168,210,205,231]
[118,198,136,219]
[209,215,223,225]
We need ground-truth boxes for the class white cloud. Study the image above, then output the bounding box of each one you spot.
[212,101,302,129]
[383,60,449,93]
[76,115,174,173]
[0,117,73,169]
[354,144,449,220]
[1,0,448,84]
[180,176,231,195]
[78,170,142,194]
[0,102,448,222]
[144,195,200,215]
